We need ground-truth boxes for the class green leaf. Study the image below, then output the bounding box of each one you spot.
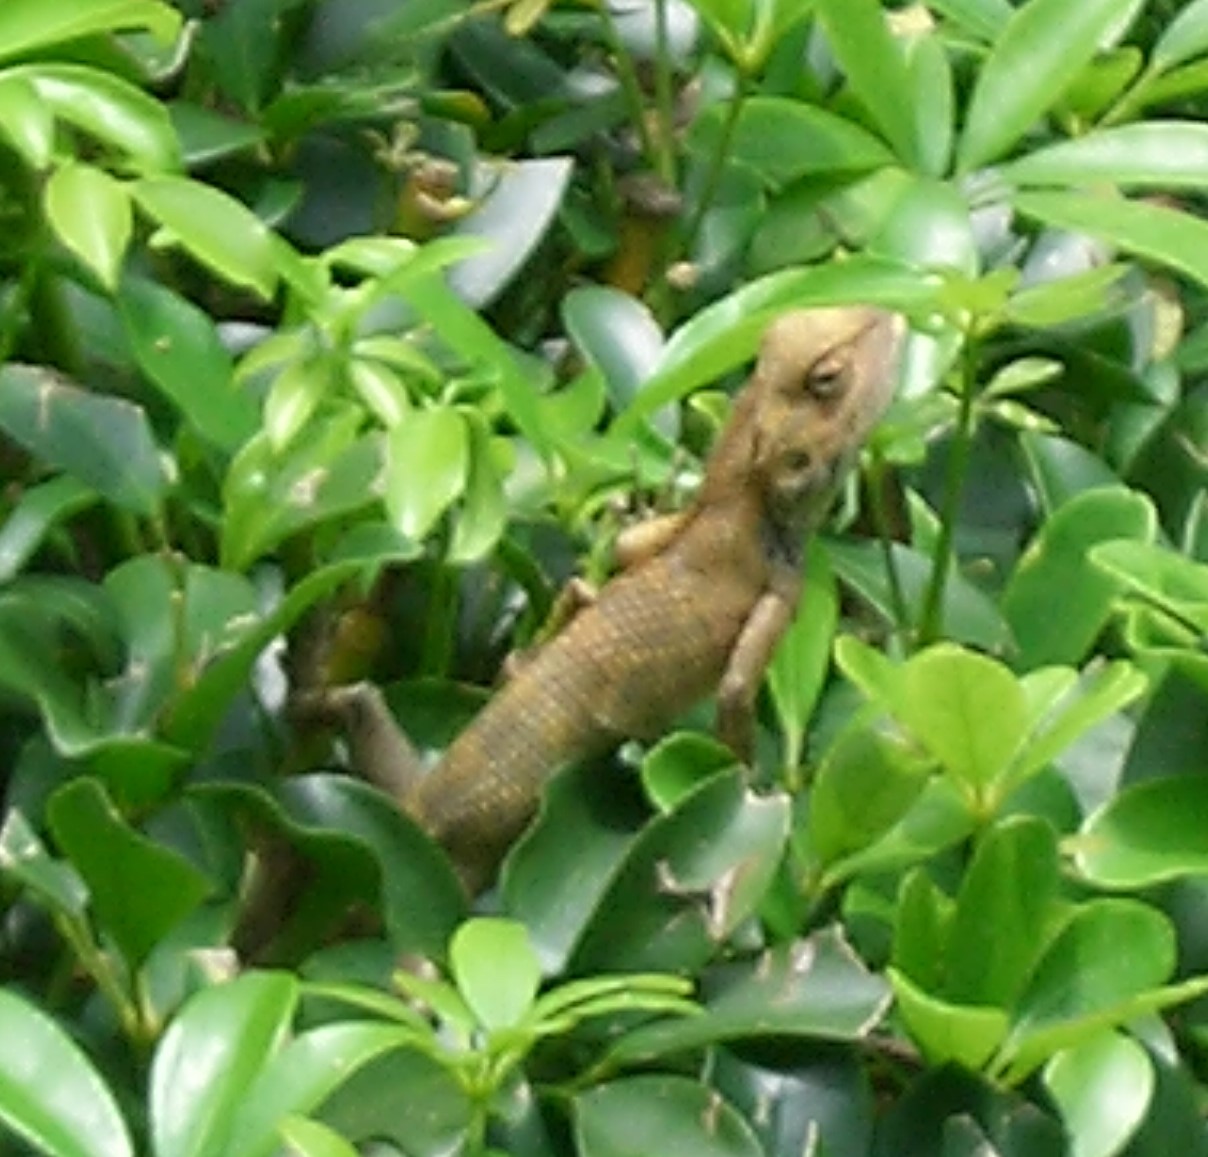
[1005,122,1208,191]
[601,928,891,1065]
[828,539,1012,653]
[150,973,298,1157]
[118,276,257,451]
[1043,1033,1153,1157]
[227,1023,418,1157]
[0,988,133,1157]
[575,1076,762,1157]
[0,0,180,63]
[958,0,1142,171]
[889,969,1010,1071]
[0,809,88,919]
[568,770,789,974]
[1015,191,1208,292]
[263,356,332,453]
[1002,487,1155,669]
[1001,899,1180,1081]
[562,286,665,410]
[614,256,935,435]
[1006,661,1146,794]
[7,63,178,171]
[1075,776,1208,888]
[1005,264,1131,328]
[808,723,933,866]
[0,364,168,516]
[1152,0,1208,71]
[133,175,277,297]
[926,0,1012,41]
[447,412,507,564]
[0,476,97,584]
[815,0,919,166]
[277,1116,359,1157]
[945,817,1059,1008]
[873,176,977,275]
[0,75,52,167]
[904,29,955,178]
[450,919,542,1030]
[44,164,131,290]
[384,406,469,541]
[767,539,838,770]
[640,733,740,813]
[446,157,572,308]
[1091,540,1208,629]
[402,274,553,457]
[688,97,894,190]
[46,778,211,969]
[899,644,1028,805]
[220,423,387,571]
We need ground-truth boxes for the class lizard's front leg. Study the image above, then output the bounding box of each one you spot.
[717,575,801,763]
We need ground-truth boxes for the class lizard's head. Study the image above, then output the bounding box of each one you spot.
[749,305,903,526]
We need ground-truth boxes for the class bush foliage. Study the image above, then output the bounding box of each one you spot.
[2,0,1208,1154]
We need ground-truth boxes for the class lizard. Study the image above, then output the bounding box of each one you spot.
[294,305,904,894]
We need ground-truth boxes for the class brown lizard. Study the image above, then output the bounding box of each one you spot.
[295,305,903,893]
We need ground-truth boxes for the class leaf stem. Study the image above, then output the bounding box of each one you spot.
[681,68,748,251]
[918,334,978,645]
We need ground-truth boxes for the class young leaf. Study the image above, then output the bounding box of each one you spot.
[451,918,542,1030]
[383,406,469,541]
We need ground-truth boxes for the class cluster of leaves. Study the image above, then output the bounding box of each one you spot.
[2,0,1208,1155]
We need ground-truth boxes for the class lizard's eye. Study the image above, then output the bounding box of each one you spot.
[805,357,846,398]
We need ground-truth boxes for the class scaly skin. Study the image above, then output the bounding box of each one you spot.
[298,305,903,892]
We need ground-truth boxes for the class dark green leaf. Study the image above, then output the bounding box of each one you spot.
[47,778,211,969]
[575,1076,761,1157]
[0,365,167,516]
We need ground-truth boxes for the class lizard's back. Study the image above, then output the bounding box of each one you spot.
[409,515,763,886]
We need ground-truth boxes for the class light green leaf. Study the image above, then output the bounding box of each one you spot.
[816,0,919,166]
[0,989,133,1157]
[1015,190,1208,291]
[958,0,1142,171]
[44,164,131,289]
[0,75,52,167]
[899,644,1028,803]
[1153,0,1208,71]
[134,175,277,296]
[1006,122,1208,191]
[1075,776,1208,888]
[451,918,542,1031]
[150,973,299,1157]
[767,539,837,769]
[384,407,469,541]
[8,63,178,171]
[1044,1032,1153,1157]
[889,968,1010,1070]
[0,0,179,63]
